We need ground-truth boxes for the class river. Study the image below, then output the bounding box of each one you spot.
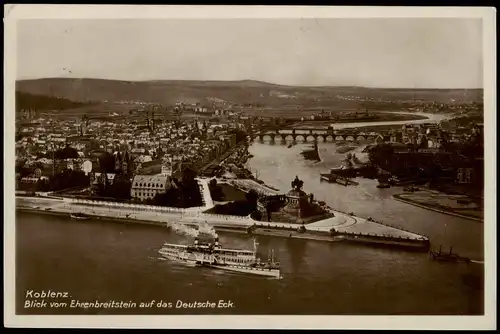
[329,111,452,130]
[245,142,483,261]
[15,114,484,316]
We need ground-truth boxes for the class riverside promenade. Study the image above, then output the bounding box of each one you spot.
[16,176,429,249]
[16,195,427,244]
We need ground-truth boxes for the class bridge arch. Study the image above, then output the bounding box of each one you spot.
[262,134,273,142]
[253,128,382,144]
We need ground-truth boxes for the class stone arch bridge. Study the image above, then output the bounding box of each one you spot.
[250,128,381,143]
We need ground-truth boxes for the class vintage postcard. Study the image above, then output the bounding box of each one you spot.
[4,5,496,330]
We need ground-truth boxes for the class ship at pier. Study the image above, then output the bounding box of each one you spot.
[301,141,320,161]
[321,152,378,180]
[159,236,281,279]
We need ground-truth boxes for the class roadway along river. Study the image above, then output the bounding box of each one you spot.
[15,134,483,316]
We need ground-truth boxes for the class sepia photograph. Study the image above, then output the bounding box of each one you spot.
[4,5,496,330]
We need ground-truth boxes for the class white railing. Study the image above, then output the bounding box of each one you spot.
[202,214,252,221]
[69,198,256,222]
[71,198,188,213]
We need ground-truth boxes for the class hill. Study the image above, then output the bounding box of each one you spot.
[15,78,483,109]
[15,91,92,113]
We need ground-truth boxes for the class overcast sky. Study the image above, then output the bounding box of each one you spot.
[16,18,483,88]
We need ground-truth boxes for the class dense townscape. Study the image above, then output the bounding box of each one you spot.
[16,104,250,205]
[16,92,484,209]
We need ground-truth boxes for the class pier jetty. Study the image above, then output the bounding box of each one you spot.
[301,142,321,161]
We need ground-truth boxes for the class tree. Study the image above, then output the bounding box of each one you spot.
[152,192,170,206]
[16,91,88,112]
[180,165,197,183]
[151,180,203,208]
[367,144,395,168]
[54,145,78,160]
[107,174,132,200]
[49,169,89,191]
[36,178,51,192]
[99,152,115,173]
[230,129,249,143]
[62,145,79,159]
[245,189,259,204]
[208,178,217,189]
[208,178,224,201]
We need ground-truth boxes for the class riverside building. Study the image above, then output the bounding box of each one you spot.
[131,174,171,201]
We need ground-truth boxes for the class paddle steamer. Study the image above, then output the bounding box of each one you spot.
[159,237,281,278]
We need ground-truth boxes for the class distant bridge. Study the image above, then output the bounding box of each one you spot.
[250,128,383,143]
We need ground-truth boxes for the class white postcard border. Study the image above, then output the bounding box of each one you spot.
[3,5,496,330]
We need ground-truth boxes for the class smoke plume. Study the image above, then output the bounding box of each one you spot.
[198,221,219,239]
[169,221,218,239]
[170,223,199,238]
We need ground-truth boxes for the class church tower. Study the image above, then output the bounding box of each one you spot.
[114,151,122,172]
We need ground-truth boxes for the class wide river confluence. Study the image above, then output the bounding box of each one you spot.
[15,112,484,315]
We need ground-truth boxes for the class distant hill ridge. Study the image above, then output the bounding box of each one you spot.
[15,78,483,106]
[15,91,91,112]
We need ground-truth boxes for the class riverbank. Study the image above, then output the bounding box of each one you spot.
[17,207,172,227]
[336,143,360,154]
[288,112,429,128]
[199,142,247,175]
[16,193,430,251]
[393,191,483,222]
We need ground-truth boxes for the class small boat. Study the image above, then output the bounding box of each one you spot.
[377,178,391,188]
[429,246,471,264]
[70,212,91,220]
[320,175,331,182]
[287,144,293,148]
[320,173,359,186]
